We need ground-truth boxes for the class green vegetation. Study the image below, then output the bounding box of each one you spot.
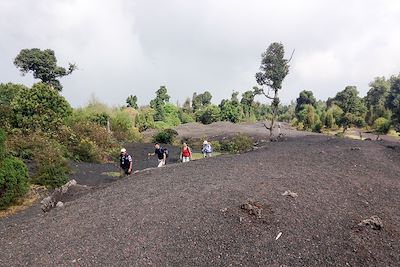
[221,134,254,154]
[254,42,292,139]
[152,129,179,144]
[1,43,399,208]
[0,129,29,209]
[14,48,76,91]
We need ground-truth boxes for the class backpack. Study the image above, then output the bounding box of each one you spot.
[163,147,169,158]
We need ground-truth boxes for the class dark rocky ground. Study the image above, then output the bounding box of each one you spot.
[1,134,399,266]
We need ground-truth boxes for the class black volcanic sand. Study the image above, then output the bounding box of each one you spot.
[1,135,399,266]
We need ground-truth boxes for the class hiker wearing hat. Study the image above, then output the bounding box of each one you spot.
[119,148,133,177]
[201,140,212,158]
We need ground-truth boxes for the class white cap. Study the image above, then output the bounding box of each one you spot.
[203,140,208,145]
[121,148,126,153]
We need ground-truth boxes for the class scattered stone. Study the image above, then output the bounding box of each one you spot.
[350,147,361,151]
[282,190,298,198]
[220,208,227,213]
[358,215,383,230]
[41,179,77,212]
[56,201,64,208]
[240,200,263,218]
[275,232,282,240]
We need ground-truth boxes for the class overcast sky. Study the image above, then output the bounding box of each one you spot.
[1,0,400,107]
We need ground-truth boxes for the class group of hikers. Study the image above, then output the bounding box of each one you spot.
[119,140,213,176]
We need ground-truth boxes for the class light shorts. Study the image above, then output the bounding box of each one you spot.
[157,159,166,167]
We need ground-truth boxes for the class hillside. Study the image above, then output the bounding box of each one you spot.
[0,135,399,266]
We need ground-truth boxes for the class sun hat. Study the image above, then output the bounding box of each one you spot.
[203,140,208,145]
[121,148,127,153]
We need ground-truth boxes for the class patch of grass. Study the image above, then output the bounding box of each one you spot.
[191,152,221,160]
[101,171,120,177]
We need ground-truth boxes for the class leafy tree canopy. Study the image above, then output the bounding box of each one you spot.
[11,82,72,132]
[14,48,76,91]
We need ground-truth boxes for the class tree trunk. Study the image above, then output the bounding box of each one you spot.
[269,89,279,140]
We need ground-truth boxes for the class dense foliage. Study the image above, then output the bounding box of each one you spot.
[0,129,29,209]
[152,129,178,144]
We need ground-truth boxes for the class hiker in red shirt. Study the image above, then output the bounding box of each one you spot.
[180,142,192,163]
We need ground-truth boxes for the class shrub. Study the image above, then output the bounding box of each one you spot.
[195,105,221,124]
[353,116,366,128]
[0,128,6,159]
[72,138,101,163]
[6,132,71,188]
[178,111,195,124]
[313,120,322,133]
[33,158,70,188]
[11,82,72,133]
[135,107,155,132]
[373,117,391,136]
[296,122,304,131]
[210,140,221,152]
[110,109,142,142]
[0,156,29,209]
[153,128,178,144]
[221,134,253,154]
[153,121,169,130]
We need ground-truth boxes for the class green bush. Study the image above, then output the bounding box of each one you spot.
[210,140,221,152]
[6,132,71,188]
[354,116,366,128]
[195,105,221,124]
[72,138,101,163]
[135,107,155,132]
[178,111,195,124]
[11,82,72,133]
[152,128,179,144]
[0,128,6,159]
[373,117,391,136]
[0,156,29,209]
[153,121,169,130]
[33,160,70,188]
[221,134,253,154]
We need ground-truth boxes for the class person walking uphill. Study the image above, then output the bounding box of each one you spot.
[180,143,192,163]
[120,148,133,177]
[148,143,168,167]
[202,140,212,158]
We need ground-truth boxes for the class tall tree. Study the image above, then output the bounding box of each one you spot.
[386,75,400,130]
[220,91,244,123]
[14,48,76,91]
[365,77,391,125]
[332,86,367,132]
[126,95,138,109]
[295,90,316,114]
[241,89,256,118]
[192,91,212,111]
[150,86,170,121]
[254,42,293,139]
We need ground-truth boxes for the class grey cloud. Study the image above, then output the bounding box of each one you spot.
[1,0,400,107]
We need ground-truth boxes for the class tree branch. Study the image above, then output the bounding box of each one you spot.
[263,123,271,130]
[287,49,295,63]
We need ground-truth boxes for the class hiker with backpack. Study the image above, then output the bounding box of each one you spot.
[180,142,192,163]
[119,148,133,177]
[202,140,212,158]
[148,143,168,167]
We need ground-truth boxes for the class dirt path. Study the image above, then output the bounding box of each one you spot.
[1,135,399,266]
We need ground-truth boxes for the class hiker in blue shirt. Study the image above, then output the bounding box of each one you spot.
[148,143,167,167]
[202,140,212,158]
